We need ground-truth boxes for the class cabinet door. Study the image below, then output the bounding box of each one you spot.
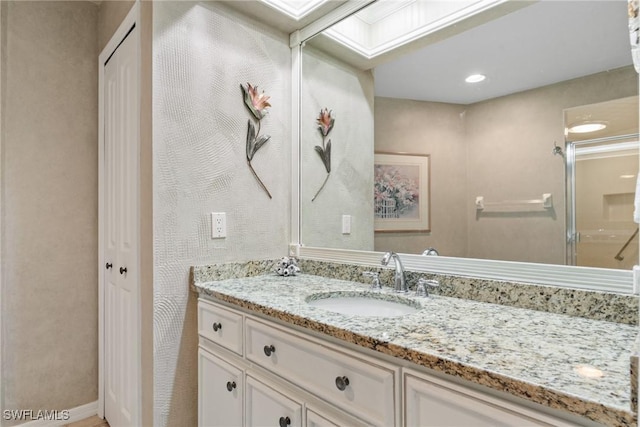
[246,375,302,427]
[405,373,568,427]
[199,348,243,427]
[306,407,369,427]
[306,409,339,427]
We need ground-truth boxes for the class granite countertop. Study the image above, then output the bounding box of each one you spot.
[194,273,638,426]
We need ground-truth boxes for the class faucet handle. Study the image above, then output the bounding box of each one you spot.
[363,271,382,290]
[416,278,439,297]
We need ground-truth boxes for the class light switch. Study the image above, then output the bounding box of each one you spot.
[342,215,351,235]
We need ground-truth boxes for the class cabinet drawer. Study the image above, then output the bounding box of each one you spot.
[198,299,243,355]
[246,318,397,426]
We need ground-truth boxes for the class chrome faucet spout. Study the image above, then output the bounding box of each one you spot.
[381,251,408,292]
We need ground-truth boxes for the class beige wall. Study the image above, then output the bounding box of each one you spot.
[0,2,151,425]
[466,66,638,264]
[152,2,291,426]
[301,46,375,250]
[98,0,135,53]
[374,97,468,256]
[0,2,99,424]
[375,66,638,263]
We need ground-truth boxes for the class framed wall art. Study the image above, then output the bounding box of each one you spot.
[374,152,430,232]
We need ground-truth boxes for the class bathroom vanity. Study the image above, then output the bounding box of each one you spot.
[193,269,637,427]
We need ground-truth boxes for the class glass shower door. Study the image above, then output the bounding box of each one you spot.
[569,137,639,269]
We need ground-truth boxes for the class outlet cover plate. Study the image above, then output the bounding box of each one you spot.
[211,212,226,239]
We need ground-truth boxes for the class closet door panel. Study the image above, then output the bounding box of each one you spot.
[103,24,139,427]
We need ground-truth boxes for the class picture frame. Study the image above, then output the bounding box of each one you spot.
[374,152,431,232]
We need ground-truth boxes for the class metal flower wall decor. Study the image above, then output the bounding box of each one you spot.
[312,108,334,201]
[240,82,272,199]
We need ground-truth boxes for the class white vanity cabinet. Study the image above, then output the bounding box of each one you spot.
[198,298,587,427]
[403,370,581,427]
[198,298,376,427]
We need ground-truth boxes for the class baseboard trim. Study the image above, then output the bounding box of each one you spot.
[14,400,98,427]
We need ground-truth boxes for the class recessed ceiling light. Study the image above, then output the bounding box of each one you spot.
[568,122,607,134]
[465,74,486,83]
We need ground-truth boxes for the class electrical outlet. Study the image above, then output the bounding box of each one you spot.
[211,212,226,239]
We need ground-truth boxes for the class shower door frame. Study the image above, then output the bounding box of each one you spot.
[565,133,640,267]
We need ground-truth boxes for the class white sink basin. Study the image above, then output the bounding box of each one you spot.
[306,292,420,317]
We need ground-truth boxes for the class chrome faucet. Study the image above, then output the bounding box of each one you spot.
[381,252,408,292]
[416,278,439,297]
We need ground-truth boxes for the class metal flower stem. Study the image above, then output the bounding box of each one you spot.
[248,120,272,199]
[311,174,329,202]
[312,134,330,202]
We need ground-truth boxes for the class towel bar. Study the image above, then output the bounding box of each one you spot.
[475,194,552,211]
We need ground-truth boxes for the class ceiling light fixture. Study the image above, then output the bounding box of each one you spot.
[465,74,486,83]
[568,121,608,134]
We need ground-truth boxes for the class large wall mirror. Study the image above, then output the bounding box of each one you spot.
[297,0,639,290]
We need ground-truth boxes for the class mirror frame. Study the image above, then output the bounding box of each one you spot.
[288,1,636,294]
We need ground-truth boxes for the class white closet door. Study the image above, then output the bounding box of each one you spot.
[104,36,119,425]
[103,24,139,427]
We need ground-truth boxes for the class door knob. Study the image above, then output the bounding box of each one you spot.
[212,322,222,332]
[120,267,127,274]
[226,381,236,392]
[278,416,291,427]
[105,263,113,269]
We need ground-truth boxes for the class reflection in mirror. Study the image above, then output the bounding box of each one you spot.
[301,46,375,250]
[565,97,639,270]
[300,0,639,270]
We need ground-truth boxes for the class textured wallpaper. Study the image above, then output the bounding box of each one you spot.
[152,2,291,426]
[300,46,375,250]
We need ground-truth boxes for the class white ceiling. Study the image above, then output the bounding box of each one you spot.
[373,0,634,105]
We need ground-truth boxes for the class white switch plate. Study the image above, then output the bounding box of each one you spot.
[211,212,226,239]
[342,215,351,234]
